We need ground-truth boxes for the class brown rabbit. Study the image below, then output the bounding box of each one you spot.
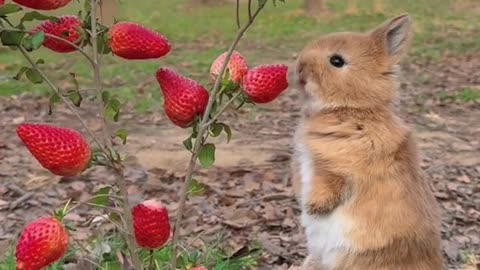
[291,15,443,270]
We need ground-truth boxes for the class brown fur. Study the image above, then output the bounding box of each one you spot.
[292,15,442,270]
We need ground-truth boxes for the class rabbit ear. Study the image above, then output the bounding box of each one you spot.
[371,14,412,64]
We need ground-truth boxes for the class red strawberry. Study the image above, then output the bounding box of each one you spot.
[242,64,289,103]
[109,22,170,60]
[190,267,208,270]
[0,0,5,6]
[156,67,209,128]
[210,51,248,84]
[16,217,69,270]
[32,16,83,53]
[12,0,72,10]
[132,199,171,249]
[16,123,91,177]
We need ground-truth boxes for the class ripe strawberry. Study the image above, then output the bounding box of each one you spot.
[210,51,248,84]
[156,67,209,128]
[16,217,69,270]
[242,64,289,103]
[109,22,170,60]
[16,123,91,177]
[190,267,208,270]
[12,0,72,10]
[32,15,83,53]
[0,0,5,6]
[132,199,171,249]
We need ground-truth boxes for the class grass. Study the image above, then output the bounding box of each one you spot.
[0,232,261,270]
[1,0,479,111]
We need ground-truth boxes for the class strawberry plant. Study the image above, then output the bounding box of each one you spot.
[0,0,288,269]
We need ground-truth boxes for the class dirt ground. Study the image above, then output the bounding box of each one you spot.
[0,53,479,269]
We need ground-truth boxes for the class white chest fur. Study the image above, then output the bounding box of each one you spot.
[294,137,351,270]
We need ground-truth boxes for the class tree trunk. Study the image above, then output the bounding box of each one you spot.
[304,0,326,17]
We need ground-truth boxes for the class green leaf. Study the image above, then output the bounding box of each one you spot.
[91,186,111,208]
[13,66,29,80]
[69,72,80,90]
[25,68,43,84]
[114,128,128,145]
[66,90,83,107]
[188,179,206,196]
[0,4,22,16]
[48,93,60,115]
[198,143,215,168]
[20,11,58,25]
[105,98,121,122]
[0,30,25,46]
[220,123,232,143]
[30,31,44,50]
[102,90,111,105]
[97,32,111,54]
[210,122,223,137]
[183,136,193,151]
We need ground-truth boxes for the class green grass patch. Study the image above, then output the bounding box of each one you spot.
[1,0,479,101]
[0,232,261,270]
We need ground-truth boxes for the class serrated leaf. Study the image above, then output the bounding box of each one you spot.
[188,179,206,196]
[67,90,82,107]
[30,31,44,50]
[25,68,43,84]
[105,97,121,122]
[0,30,25,46]
[114,128,128,145]
[210,122,223,137]
[0,4,22,16]
[48,93,60,115]
[91,186,111,208]
[183,136,193,151]
[198,143,215,168]
[20,11,58,25]
[13,66,29,80]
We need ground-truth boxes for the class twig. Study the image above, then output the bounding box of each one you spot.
[169,3,268,269]
[148,250,155,270]
[236,0,241,29]
[90,1,142,269]
[248,0,253,20]
[17,46,106,153]
[204,91,242,127]
[0,26,95,66]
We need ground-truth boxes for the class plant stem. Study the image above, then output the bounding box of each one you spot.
[89,1,142,269]
[169,3,267,269]
[148,250,155,270]
[203,91,242,128]
[17,46,106,153]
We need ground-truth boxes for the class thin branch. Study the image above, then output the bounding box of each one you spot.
[0,26,95,66]
[248,0,253,20]
[90,1,142,269]
[236,0,241,29]
[203,91,242,127]
[17,46,106,153]
[169,3,267,269]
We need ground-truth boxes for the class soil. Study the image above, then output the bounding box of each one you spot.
[0,53,479,270]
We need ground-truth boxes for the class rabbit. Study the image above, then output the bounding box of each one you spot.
[290,14,443,270]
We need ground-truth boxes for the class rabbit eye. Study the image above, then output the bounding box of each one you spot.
[330,55,345,68]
